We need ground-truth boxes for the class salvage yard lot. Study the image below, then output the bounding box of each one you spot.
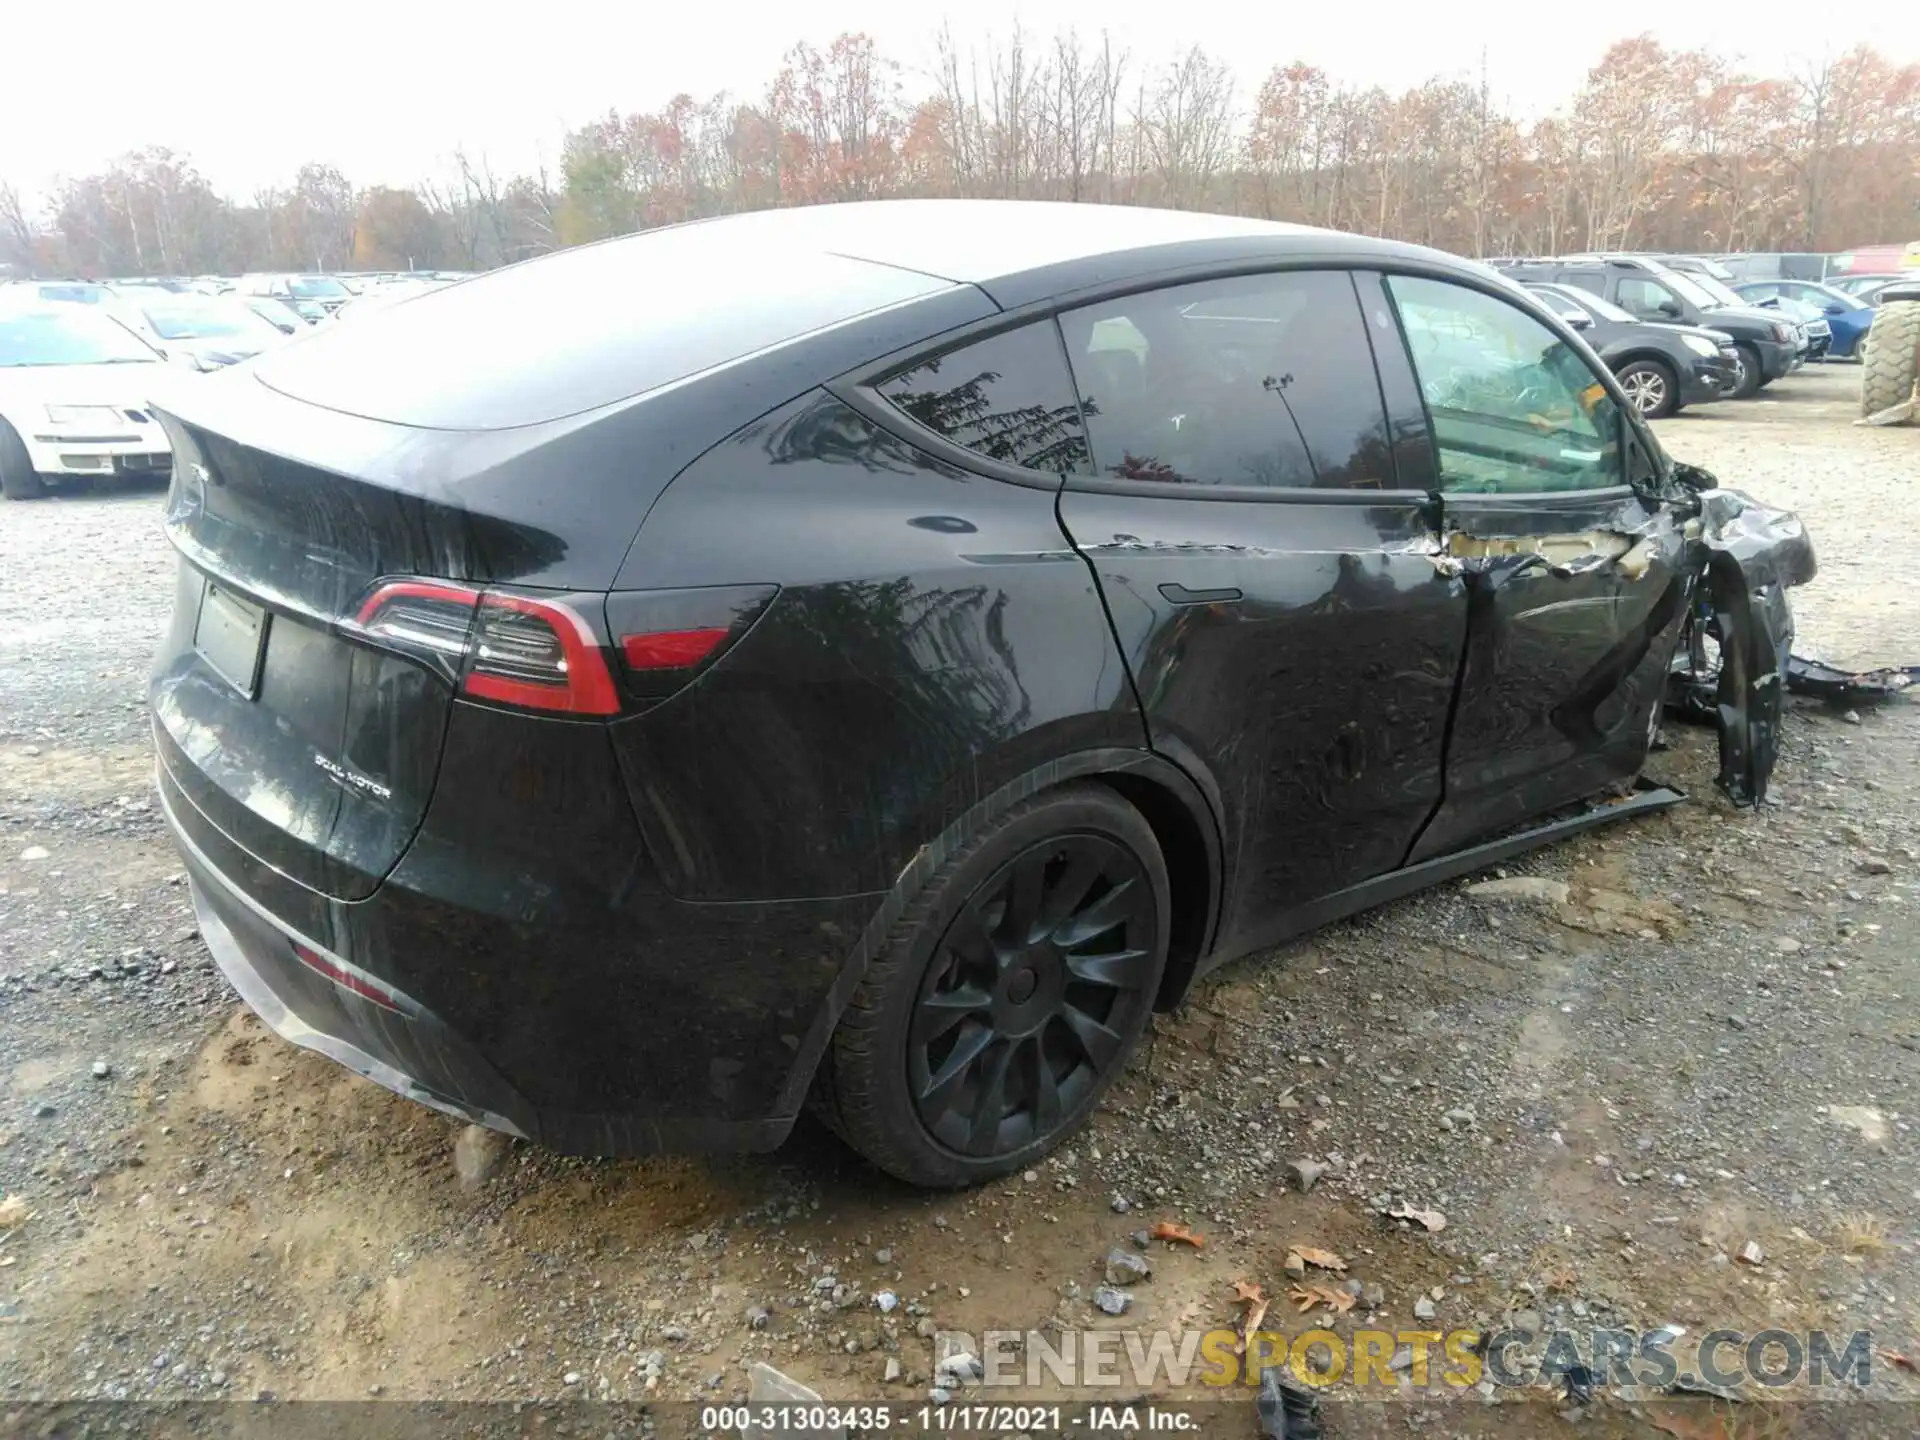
[1,366,1916,1433]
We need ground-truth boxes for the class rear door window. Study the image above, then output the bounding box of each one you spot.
[1057,270,1395,489]
[876,322,1090,474]
[1385,274,1624,495]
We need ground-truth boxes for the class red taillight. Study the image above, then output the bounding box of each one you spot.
[354,580,619,717]
[292,942,402,1013]
[465,592,619,715]
[606,584,778,704]
[621,627,730,671]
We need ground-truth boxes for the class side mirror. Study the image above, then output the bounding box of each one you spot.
[1559,309,1593,330]
[1824,302,1846,315]
[1657,301,1682,319]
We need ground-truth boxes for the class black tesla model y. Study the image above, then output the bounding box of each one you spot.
[150,201,1804,1186]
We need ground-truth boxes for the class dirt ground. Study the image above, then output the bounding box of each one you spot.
[2,365,1918,1438]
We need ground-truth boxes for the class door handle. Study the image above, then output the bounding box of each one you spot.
[1158,583,1242,605]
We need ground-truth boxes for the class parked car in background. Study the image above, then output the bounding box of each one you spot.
[234,273,353,322]
[240,295,311,334]
[328,277,450,322]
[1829,274,1910,305]
[0,301,174,499]
[111,277,199,295]
[1733,280,1874,359]
[1662,257,1830,360]
[1731,290,1831,359]
[1493,255,1802,398]
[146,201,1813,1186]
[114,293,294,369]
[3,280,116,306]
[1522,281,1736,417]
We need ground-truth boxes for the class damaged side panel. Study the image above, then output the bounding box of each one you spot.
[1409,489,1692,862]
[1665,478,1818,806]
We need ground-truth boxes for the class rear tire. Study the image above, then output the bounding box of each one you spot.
[0,420,46,500]
[1862,300,1920,419]
[816,784,1170,1188]
[1615,359,1678,419]
[1727,344,1764,400]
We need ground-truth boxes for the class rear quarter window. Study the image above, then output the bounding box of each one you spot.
[251,230,958,431]
[876,322,1090,474]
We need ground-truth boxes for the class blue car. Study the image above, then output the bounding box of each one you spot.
[1734,279,1875,359]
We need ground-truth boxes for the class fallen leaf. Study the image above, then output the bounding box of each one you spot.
[0,1194,30,1230]
[1287,1245,1348,1273]
[1232,1279,1265,1304]
[1288,1283,1355,1315]
[1152,1221,1204,1248]
[1387,1203,1448,1233]
[1645,1405,1736,1440]
[1237,1294,1270,1354]
[1880,1349,1918,1374]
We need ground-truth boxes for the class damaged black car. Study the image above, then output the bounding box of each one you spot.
[148,202,1815,1188]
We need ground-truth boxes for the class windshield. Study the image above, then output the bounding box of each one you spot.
[34,284,108,305]
[1539,287,1635,324]
[1685,272,1747,308]
[287,275,349,299]
[142,299,282,342]
[0,309,158,367]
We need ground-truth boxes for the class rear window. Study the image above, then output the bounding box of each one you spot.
[252,227,957,431]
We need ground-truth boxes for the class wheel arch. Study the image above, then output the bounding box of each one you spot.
[1610,349,1680,377]
[773,745,1225,1119]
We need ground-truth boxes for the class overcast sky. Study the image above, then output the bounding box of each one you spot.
[5,2,1918,203]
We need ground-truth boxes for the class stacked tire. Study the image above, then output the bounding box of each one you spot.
[1861,282,1920,424]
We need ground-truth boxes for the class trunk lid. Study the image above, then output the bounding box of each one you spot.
[148,373,651,902]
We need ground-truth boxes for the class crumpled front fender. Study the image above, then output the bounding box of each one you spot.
[1667,470,1818,806]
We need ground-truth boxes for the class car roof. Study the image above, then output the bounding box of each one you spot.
[244,201,1487,433]
[599,200,1464,308]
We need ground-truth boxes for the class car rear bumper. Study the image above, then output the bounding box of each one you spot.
[154,706,871,1157]
[162,766,541,1140]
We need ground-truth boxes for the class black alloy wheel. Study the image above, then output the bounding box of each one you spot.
[910,833,1157,1156]
[816,784,1170,1187]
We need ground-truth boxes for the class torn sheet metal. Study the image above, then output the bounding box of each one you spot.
[1785,657,1920,701]
[1662,472,1818,806]
[1444,528,1634,572]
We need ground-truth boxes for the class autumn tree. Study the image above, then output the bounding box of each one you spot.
[10,29,1920,277]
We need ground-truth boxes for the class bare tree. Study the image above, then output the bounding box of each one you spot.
[0,181,36,274]
[1135,47,1236,209]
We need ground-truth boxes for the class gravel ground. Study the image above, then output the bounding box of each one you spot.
[1,368,1917,1437]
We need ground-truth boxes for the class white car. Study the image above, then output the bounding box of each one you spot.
[113,293,293,369]
[234,272,354,322]
[326,277,449,323]
[0,303,179,499]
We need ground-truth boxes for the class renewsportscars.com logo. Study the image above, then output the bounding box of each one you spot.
[937,1325,1879,1392]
